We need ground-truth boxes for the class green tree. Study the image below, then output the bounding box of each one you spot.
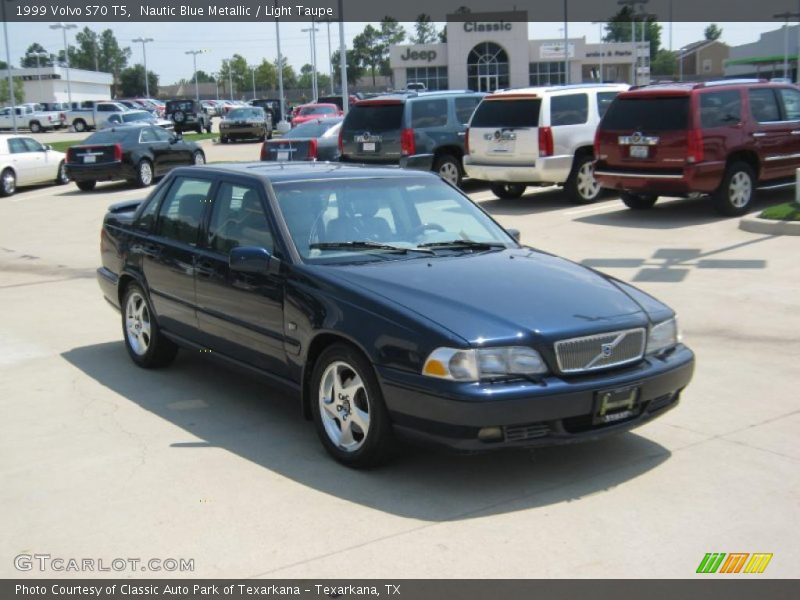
[219,54,251,98]
[332,49,364,86]
[118,64,159,97]
[704,24,722,41]
[297,64,330,92]
[253,59,277,91]
[192,70,216,84]
[0,78,25,104]
[378,17,406,78]
[605,6,661,60]
[353,25,384,85]
[274,56,297,88]
[650,49,678,77]
[20,43,55,68]
[411,14,438,45]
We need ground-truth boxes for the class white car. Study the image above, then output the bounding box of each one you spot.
[464,83,629,203]
[0,134,69,197]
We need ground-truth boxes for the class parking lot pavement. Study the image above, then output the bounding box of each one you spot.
[1,173,798,579]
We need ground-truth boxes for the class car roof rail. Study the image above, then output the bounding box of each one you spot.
[699,78,768,87]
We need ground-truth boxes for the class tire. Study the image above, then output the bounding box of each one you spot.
[29,121,41,133]
[192,151,205,166]
[565,154,603,204]
[221,136,229,144]
[121,283,178,369]
[55,161,69,185]
[712,161,755,217]
[76,180,96,192]
[434,154,462,187]
[490,183,526,199]
[205,123,212,134]
[0,168,16,197]
[134,159,153,188]
[620,191,658,210]
[311,343,395,468]
[195,125,202,134]
[73,119,86,132]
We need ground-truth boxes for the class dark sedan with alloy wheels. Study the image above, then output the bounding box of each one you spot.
[97,163,694,467]
[66,126,205,191]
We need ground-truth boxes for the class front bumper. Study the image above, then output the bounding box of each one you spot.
[65,161,135,183]
[593,161,724,195]
[221,125,266,139]
[377,345,694,451]
[463,155,573,184]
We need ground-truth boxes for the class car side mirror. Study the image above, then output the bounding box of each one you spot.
[507,228,521,243]
[229,246,273,275]
[43,144,52,151]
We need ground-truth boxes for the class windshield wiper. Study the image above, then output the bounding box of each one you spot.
[309,241,433,254]
[418,239,506,250]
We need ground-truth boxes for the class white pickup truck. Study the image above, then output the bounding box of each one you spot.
[67,102,130,132]
[0,105,66,132]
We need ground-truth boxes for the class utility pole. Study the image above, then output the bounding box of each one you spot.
[563,0,569,84]
[275,13,286,126]
[338,0,348,114]
[302,23,320,100]
[2,14,18,132]
[618,0,648,86]
[185,49,207,102]
[592,21,604,82]
[251,66,256,100]
[50,22,77,104]
[133,37,154,98]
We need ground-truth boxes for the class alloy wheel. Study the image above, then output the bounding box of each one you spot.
[438,161,460,186]
[576,160,601,200]
[139,161,153,185]
[2,170,16,195]
[728,171,752,208]
[193,152,205,165]
[125,292,151,356]
[318,361,371,452]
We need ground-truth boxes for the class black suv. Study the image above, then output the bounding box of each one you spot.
[165,99,212,134]
[338,90,484,187]
[249,98,284,125]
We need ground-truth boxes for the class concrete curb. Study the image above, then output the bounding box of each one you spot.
[739,213,800,236]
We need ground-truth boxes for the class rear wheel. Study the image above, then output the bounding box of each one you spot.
[434,154,462,187]
[55,161,69,185]
[29,121,41,133]
[490,183,526,199]
[620,191,658,210]
[195,124,202,134]
[712,161,755,216]
[122,283,178,369]
[311,343,395,468]
[76,180,96,191]
[0,168,16,197]
[192,151,205,165]
[73,119,86,132]
[565,154,602,204]
[134,159,153,187]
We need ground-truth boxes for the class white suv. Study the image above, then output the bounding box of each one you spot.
[464,83,629,203]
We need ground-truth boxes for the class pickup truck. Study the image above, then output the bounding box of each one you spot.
[0,105,66,132]
[67,102,129,132]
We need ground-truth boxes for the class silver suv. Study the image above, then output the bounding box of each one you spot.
[464,83,629,203]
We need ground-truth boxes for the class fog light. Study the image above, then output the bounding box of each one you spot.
[478,426,504,443]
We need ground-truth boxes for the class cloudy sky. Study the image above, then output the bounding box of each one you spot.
[1,21,785,85]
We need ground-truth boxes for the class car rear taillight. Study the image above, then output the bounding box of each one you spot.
[464,128,470,154]
[66,147,76,163]
[260,142,268,161]
[687,129,704,164]
[113,143,123,162]
[47,115,53,122]
[538,127,554,157]
[337,127,343,154]
[60,112,66,122]
[308,139,318,160]
[401,128,416,156]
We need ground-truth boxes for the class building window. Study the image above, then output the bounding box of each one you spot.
[405,67,448,91]
[467,42,509,92]
[529,62,566,86]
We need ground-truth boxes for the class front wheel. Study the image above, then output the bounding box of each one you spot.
[134,159,153,187]
[122,283,178,368]
[490,183,526,199]
[55,161,69,185]
[0,168,16,197]
[713,162,755,216]
[311,343,395,468]
[434,154,462,187]
[192,151,205,165]
[620,191,658,210]
[73,119,86,132]
[29,121,41,133]
[76,180,96,192]
[565,154,602,204]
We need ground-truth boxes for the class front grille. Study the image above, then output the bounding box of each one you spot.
[504,422,550,442]
[554,328,646,374]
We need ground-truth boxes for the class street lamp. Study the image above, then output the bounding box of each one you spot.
[774,12,800,81]
[251,66,257,100]
[301,23,320,100]
[132,37,153,98]
[50,22,77,105]
[592,21,604,83]
[618,0,648,85]
[562,0,569,84]
[275,10,288,131]
[337,0,348,114]
[27,51,49,102]
[185,49,207,102]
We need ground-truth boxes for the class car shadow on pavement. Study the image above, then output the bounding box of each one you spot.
[62,342,671,521]
[478,188,619,217]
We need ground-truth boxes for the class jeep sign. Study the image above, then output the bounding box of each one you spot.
[400,48,437,62]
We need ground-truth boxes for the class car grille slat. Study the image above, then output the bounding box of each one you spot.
[554,328,646,374]
[504,423,550,442]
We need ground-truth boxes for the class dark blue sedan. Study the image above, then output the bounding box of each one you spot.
[97,163,694,467]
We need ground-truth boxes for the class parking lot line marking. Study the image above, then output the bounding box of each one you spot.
[564,201,624,216]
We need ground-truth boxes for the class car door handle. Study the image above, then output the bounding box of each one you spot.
[133,243,160,258]
[752,132,767,138]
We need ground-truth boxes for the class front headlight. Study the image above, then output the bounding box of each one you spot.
[423,346,548,381]
[646,317,680,355]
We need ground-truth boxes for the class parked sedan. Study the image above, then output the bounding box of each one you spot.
[97,163,694,467]
[101,110,174,130]
[291,103,342,127]
[260,117,342,162]
[219,107,272,143]
[65,125,205,191]
[0,134,69,197]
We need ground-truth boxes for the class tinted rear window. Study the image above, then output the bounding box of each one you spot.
[470,99,541,128]
[82,130,137,144]
[343,104,404,132]
[601,97,689,131]
[285,118,342,139]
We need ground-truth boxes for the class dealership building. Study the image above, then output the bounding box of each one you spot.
[390,11,649,92]
[13,66,113,104]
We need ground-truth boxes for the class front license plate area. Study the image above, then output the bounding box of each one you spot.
[630,145,649,159]
[593,386,641,425]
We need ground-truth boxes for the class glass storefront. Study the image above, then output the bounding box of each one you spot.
[467,42,510,92]
[406,66,449,91]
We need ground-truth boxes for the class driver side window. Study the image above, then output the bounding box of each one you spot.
[207,182,275,255]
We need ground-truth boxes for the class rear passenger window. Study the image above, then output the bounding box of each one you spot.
[207,183,274,254]
[597,92,619,118]
[551,94,588,126]
[454,97,481,124]
[155,177,213,245]
[748,89,782,123]
[700,90,742,128]
[410,99,448,128]
[779,88,800,120]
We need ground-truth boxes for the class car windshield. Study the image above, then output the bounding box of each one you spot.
[299,105,335,115]
[601,96,690,131]
[228,108,264,119]
[273,176,515,264]
[284,118,343,139]
[122,111,153,123]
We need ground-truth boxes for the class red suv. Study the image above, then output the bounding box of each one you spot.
[593,80,800,216]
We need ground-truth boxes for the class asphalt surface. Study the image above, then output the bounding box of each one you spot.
[1,140,798,578]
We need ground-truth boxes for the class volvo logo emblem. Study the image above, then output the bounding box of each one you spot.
[601,343,614,358]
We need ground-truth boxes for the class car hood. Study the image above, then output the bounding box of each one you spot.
[325,248,655,345]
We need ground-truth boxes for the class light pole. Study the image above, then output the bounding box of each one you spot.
[337,0,348,114]
[562,0,569,84]
[227,61,234,101]
[185,49,207,102]
[212,73,219,101]
[2,15,18,132]
[618,0,648,86]
[320,17,335,94]
[774,12,800,81]
[275,5,288,130]
[28,51,49,102]
[301,23,320,100]
[132,37,153,98]
[50,22,77,105]
[251,66,256,100]
[592,21,604,82]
